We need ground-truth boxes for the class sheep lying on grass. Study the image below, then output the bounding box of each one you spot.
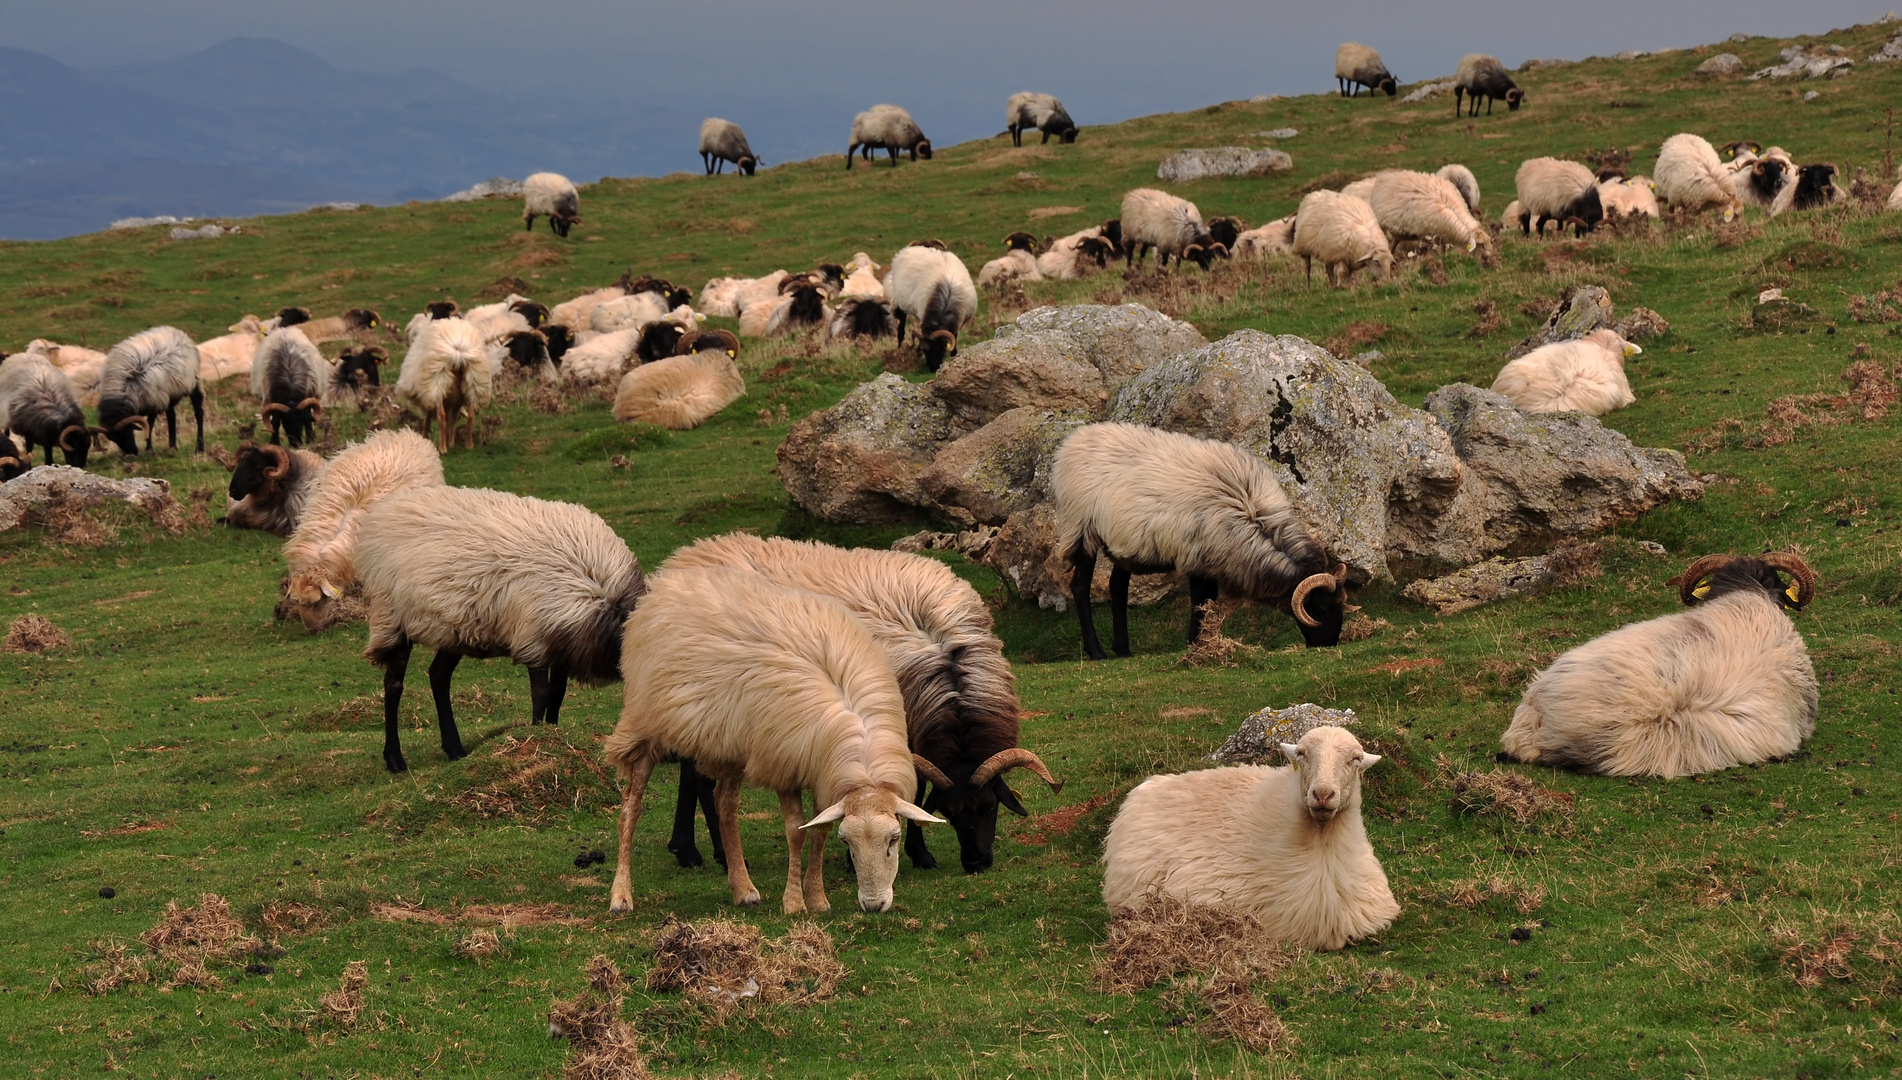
[224,442,325,536]
[1655,134,1740,221]
[977,232,1044,288]
[611,337,745,429]
[1491,328,1640,416]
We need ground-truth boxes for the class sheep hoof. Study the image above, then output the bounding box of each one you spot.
[668,842,705,869]
[443,741,467,762]
[735,889,761,907]
[909,849,939,871]
[805,892,831,914]
[608,893,633,914]
[383,752,408,774]
[781,892,805,914]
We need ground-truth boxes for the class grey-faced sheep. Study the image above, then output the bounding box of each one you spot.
[1231,217,1296,260]
[611,345,745,429]
[1291,190,1393,287]
[1500,553,1817,777]
[251,328,328,449]
[977,232,1045,289]
[224,442,326,536]
[197,315,267,385]
[522,172,581,237]
[1514,157,1600,237]
[1454,53,1524,116]
[604,566,940,915]
[98,326,204,456]
[1335,42,1397,96]
[847,105,932,169]
[395,317,493,452]
[699,118,759,175]
[1005,92,1077,145]
[885,244,978,372]
[1770,163,1842,216]
[0,352,97,468]
[1436,163,1482,213]
[281,429,443,631]
[1366,169,1492,256]
[1654,134,1741,221]
[1491,328,1640,416]
[1052,423,1351,660]
[1119,189,1228,271]
[1101,725,1399,950]
[355,484,647,772]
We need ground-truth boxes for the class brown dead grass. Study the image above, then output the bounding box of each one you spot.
[645,918,844,1021]
[1468,300,1504,338]
[449,733,620,821]
[261,901,328,937]
[32,492,117,546]
[369,900,582,929]
[454,928,504,960]
[1847,279,1902,324]
[1322,321,1390,361]
[1339,616,1391,643]
[1750,360,1900,448]
[1094,894,1295,994]
[317,960,368,1029]
[1544,538,1604,587]
[141,893,262,964]
[1435,874,1548,914]
[1181,599,1259,668]
[1018,791,1116,845]
[549,956,654,1080]
[1438,756,1575,825]
[2,614,69,654]
[1772,913,1902,993]
[79,940,151,995]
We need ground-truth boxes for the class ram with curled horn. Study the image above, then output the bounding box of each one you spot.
[224,440,328,536]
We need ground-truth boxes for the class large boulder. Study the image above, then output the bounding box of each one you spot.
[0,465,177,533]
[1157,147,1293,182]
[1694,53,1744,76]
[1505,286,1614,360]
[979,506,1176,610]
[775,373,958,524]
[929,337,1107,428]
[1003,304,1208,389]
[917,407,1084,526]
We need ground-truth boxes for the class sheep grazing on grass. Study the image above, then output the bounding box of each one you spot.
[829,297,899,340]
[224,442,325,536]
[1514,158,1600,237]
[847,105,933,169]
[1501,553,1818,778]
[396,318,492,452]
[1120,189,1228,271]
[886,244,977,372]
[1654,134,1741,221]
[1454,54,1524,116]
[1005,92,1077,145]
[0,435,24,482]
[1052,423,1351,660]
[522,172,581,237]
[281,429,443,630]
[1436,164,1482,213]
[356,485,647,772]
[605,566,941,914]
[0,352,96,468]
[1205,216,1246,251]
[1491,329,1640,417]
[1770,163,1842,216]
[699,118,759,175]
[1291,190,1393,287]
[1598,176,1660,220]
[197,315,267,385]
[977,232,1045,288]
[330,345,386,402]
[1231,217,1296,260]
[1335,42,1397,97]
[252,328,328,449]
[23,340,107,407]
[1035,227,1117,278]
[1102,726,1398,950]
[612,347,745,429]
[98,327,204,456]
[663,534,1059,875]
[1366,170,1492,255]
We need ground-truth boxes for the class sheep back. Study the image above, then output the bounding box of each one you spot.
[0,353,84,445]
[522,172,579,221]
[1491,329,1637,416]
[698,118,754,163]
[611,351,745,429]
[397,318,493,416]
[885,246,978,330]
[1654,134,1740,219]
[1435,164,1482,213]
[1291,191,1393,282]
[1119,188,1210,262]
[851,105,927,153]
[1334,43,1395,92]
[251,326,328,403]
[1368,170,1487,249]
[101,326,201,413]
[283,429,444,605]
[1514,158,1596,222]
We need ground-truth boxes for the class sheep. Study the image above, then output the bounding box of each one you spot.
[281,429,443,629]
[560,328,644,384]
[839,253,884,298]
[0,433,24,482]
[846,105,933,169]
[469,298,550,343]
[663,534,1060,874]
[1491,329,1640,416]
[1366,169,1492,255]
[634,321,686,364]
[977,232,1045,288]
[829,297,899,340]
[1500,200,1524,230]
[1770,163,1842,216]
[1052,423,1351,660]
[551,285,628,330]
[1436,163,1482,213]
[1005,92,1077,145]
[98,327,204,456]
[284,307,381,345]
[1101,725,1398,950]
[224,442,326,536]
[1514,158,1599,236]
[1889,167,1902,211]
[491,329,560,383]
[402,301,461,354]
[1290,190,1393,287]
[1335,42,1397,97]
[699,118,759,175]
[197,315,267,385]
[885,244,978,372]
[1735,148,1795,208]
[604,565,940,914]
[738,282,829,337]
[1205,216,1246,251]
[623,274,694,311]
[1119,189,1228,271]
[251,328,328,448]
[1229,217,1296,261]
[355,485,647,772]
[1453,53,1524,116]
[1654,133,1741,221]
[23,340,107,407]
[611,345,745,429]
[1338,175,1377,202]
[590,291,672,334]
[1500,553,1818,777]
[0,352,96,468]
[1597,175,1660,220]
[330,345,387,402]
[1035,227,1117,278]
[699,271,788,318]
[395,317,492,452]
[522,172,581,237]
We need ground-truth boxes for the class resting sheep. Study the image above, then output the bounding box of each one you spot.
[1769,163,1841,216]
[1654,134,1741,221]
[611,345,745,429]
[1500,553,1817,777]
[829,297,899,340]
[1119,189,1227,270]
[1035,227,1117,278]
[1335,42,1397,96]
[1514,158,1600,236]
[0,352,96,468]
[197,315,267,384]
[522,172,581,237]
[1366,170,1491,256]
[24,340,106,408]
[1102,725,1399,951]
[1491,328,1640,416]
[1597,175,1660,220]
[560,328,643,384]
[738,282,829,337]
[224,442,326,536]
[839,253,884,298]
[98,327,204,456]
[282,307,381,345]
[1231,217,1296,260]
[395,318,492,452]
[977,232,1045,288]
[1735,147,1794,208]
[886,244,977,371]
[1889,167,1902,211]
[330,345,386,403]
[1454,54,1524,116]
[699,118,759,175]
[1291,190,1393,287]
[280,429,443,631]
[847,105,933,169]
[1006,92,1077,145]
[252,328,328,448]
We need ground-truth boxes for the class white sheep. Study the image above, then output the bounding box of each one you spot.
[197,315,267,385]
[1733,146,1795,208]
[589,291,672,335]
[1501,553,1818,777]
[98,326,204,456]
[1101,725,1399,951]
[560,327,643,384]
[1436,163,1482,213]
[1366,169,1492,255]
[847,105,933,169]
[738,282,830,338]
[395,317,492,452]
[699,118,759,175]
[1514,157,1598,236]
[1230,217,1296,260]
[839,253,885,297]
[1335,42,1397,96]
[885,244,977,371]
[23,340,106,407]
[277,306,382,345]
[280,429,443,630]
[1888,167,1902,211]
[551,285,628,330]
[1500,199,1524,230]
[1005,92,1077,145]
[1491,328,1640,416]
[1034,227,1116,278]
[224,442,326,536]
[1119,188,1226,270]
[1291,190,1393,287]
[1454,53,1524,116]
[611,344,745,429]
[977,233,1045,288]
[699,270,790,318]
[1338,175,1377,202]
[1597,175,1660,220]
[1654,134,1741,221]
[522,172,580,237]
[251,327,329,448]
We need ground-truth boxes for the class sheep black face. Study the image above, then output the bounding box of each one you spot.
[737,154,757,176]
[264,397,322,449]
[911,749,1060,873]
[332,347,384,397]
[0,449,23,482]
[816,263,846,292]
[509,300,549,329]
[1180,241,1229,272]
[1378,77,1397,96]
[425,301,459,320]
[664,286,691,309]
[1749,159,1788,202]
[1506,88,1525,111]
[913,139,933,161]
[96,399,148,456]
[1003,231,1038,254]
[1059,126,1079,144]
[541,324,576,367]
[1100,219,1124,256]
[1206,217,1245,250]
[344,308,382,332]
[1792,164,1838,211]
[504,331,552,371]
[1289,566,1350,648]
[1672,552,1815,612]
[1078,236,1114,267]
[54,423,98,469]
[275,306,312,327]
[1559,186,1605,237]
[227,443,288,505]
[922,329,958,372]
[634,322,683,363]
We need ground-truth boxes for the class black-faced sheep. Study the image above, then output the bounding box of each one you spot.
[699,118,759,175]
[1735,148,1794,208]
[1051,423,1351,660]
[98,327,204,456]
[225,442,326,536]
[1654,134,1742,220]
[1119,189,1227,271]
[1514,157,1600,237]
[1035,227,1117,278]
[280,429,443,631]
[1770,163,1841,216]
[0,352,96,467]
[330,345,386,403]
[738,282,829,337]
[886,244,978,372]
[252,328,327,449]
[1005,92,1077,145]
[522,172,581,237]
[846,105,932,169]
[977,232,1045,288]
[1491,328,1640,416]
[1454,54,1524,116]
[395,318,492,452]
[1291,190,1393,286]
[1335,42,1397,97]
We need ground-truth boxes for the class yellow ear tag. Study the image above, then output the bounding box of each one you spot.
[1691,582,1712,600]
[1785,584,1801,603]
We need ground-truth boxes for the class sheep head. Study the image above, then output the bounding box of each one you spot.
[914,139,934,160]
[1669,553,1815,611]
[1059,126,1079,143]
[1003,231,1039,253]
[1289,564,1351,647]
[1378,77,1397,96]
[1505,88,1525,110]
[56,424,95,468]
[1277,726,1380,825]
[737,154,757,175]
[912,748,1062,874]
[228,443,290,503]
[922,329,958,372]
[803,784,942,911]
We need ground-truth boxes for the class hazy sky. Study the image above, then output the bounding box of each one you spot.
[8,0,1894,171]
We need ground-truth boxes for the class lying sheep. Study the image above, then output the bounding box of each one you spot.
[1231,217,1296,260]
[1770,163,1841,216]
[977,232,1045,288]
[1889,167,1902,211]
[1501,553,1817,777]
[560,327,643,384]
[0,352,96,468]
[847,105,933,169]
[1514,157,1599,236]
[198,315,267,385]
[281,429,443,630]
[98,327,204,456]
[225,442,325,536]
[523,172,580,237]
[738,282,829,337]
[330,345,386,403]
[611,344,745,429]
[1102,725,1399,950]
[1053,423,1350,659]
[1598,175,1660,220]
[1491,329,1640,416]
[1367,169,1492,256]
[1654,134,1741,221]
[551,285,628,330]
[23,340,106,408]
[1006,92,1077,145]
[1335,42,1397,96]
[1291,190,1393,287]
[699,118,759,175]
[1120,189,1227,270]
[1035,227,1117,278]
[700,270,789,318]
[252,328,328,448]
[395,318,492,452]
[1436,164,1482,213]
[839,253,884,297]
[829,297,899,340]
[468,298,549,343]
[590,291,672,335]
[1735,147,1794,208]
[1454,53,1524,116]
[282,307,382,345]
[886,244,978,371]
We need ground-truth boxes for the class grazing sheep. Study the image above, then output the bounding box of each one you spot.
[847,105,933,169]
[1436,164,1482,213]
[1367,169,1492,255]
[0,352,95,467]
[611,348,745,429]
[197,315,268,385]
[1335,42,1397,97]
[1205,216,1246,251]
[699,118,759,175]
[1491,329,1640,416]
[356,485,647,772]
[395,318,492,452]
[1514,158,1599,236]
[24,340,107,408]
[1119,189,1227,270]
[98,327,204,456]
[1597,175,1660,220]
[1231,217,1296,260]
[522,172,581,237]
[977,232,1045,288]
[1454,53,1524,116]
[604,566,940,914]
[330,345,387,403]
[1291,190,1393,287]
[1102,726,1398,950]
[1052,423,1350,659]
[1500,199,1524,230]
[281,429,443,628]
[1035,227,1117,278]
[1769,163,1842,216]
[829,297,899,340]
[224,442,326,536]
[663,534,1059,874]
[0,435,25,482]
[1005,92,1078,145]
[885,244,978,371]
[251,328,328,448]
[1654,134,1741,221]
[1501,553,1817,777]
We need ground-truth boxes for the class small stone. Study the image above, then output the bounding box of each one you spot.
[1804,90,1821,101]
[1351,350,1384,369]
[1530,1002,1547,1015]
[1616,50,1649,60]
[1695,53,1744,76]
[1400,80,1455,102]
[1837,518,1852,527]
[1728,33,1752,42]
[1639,541,1668,557]
[1157,146,1293,182]
[1251,128,1299,139]
[1701,803,1715,816]
[98,887,116,899]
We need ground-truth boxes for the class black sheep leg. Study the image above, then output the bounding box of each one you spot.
[381,639,413,773]
[190,386,205,452]
[544,668,569,725]
[528,667,549,724]
[1109,566,1133,658]
[904,776,938,869]
[668,760,705,867]
[1185,575,1219,645]
[1070,547,1107,661]
[165,403,179,450]
[426,650,468,761]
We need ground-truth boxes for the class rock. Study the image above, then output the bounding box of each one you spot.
[1505,286,1615,360]
[1613,307,1670,341]
[1251,128,1299,139]
[110,215,189,229]
[1871,33,1902,62]
[1728,33,1753,42]
[1209,703,1358,764]
[1109,330,1465,582]
[1401,80,1454,102]
[1401,555,1557,614]
[0,465,177,533]
[1753,296,1820,329]
[917,407,1085,525]
[170,224,225,240]
[930,335,1107,428]
[1156,147,1293,183]
[443,177,523,201]
[1616,50,1650,60]
[1695,53,1744,75]
[1518,58,1572,72]
[1750,48,1853,79]
[1804,90,1822,101]
[775,374,958,523]
[893,525,999,560]
[1351,350,1384,369]
[1003,304,1208,389]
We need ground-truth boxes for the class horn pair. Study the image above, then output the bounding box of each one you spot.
[57,424,88,452]
[296,397,324,420]
[1290,564,1349,627]
[911,750,1063,792]
[1670,553,1815,608]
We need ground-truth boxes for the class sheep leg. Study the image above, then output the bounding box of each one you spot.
[779,790,813,914]
[1185,575,1219,645]
[894,309,908,343]
[700,767,727,867]
[268,418,281,446]
[545,668,569,725]
[1110,566,1134,658]
[524,214,534,232]
[667,759,707,868]
[845,143,857,170]
[425,649,467,762]
[608,755,655,913]
[716,776,761,906]
[801,800,832,912]
[436,404,449,454]
[528,667,549,724]
[381,638,413,773]
[1070,545,1107,661]
[464,406,477,450]
[905,776,938,870]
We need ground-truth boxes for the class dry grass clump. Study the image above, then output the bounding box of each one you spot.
[1339,615,1391,643]
[1753,359,1899,447]
[1468,300,1505,337]
[1772,915,1902,992]
[261,901,329,937]
[1543,538,1603,587]
[32,491,117,546]
[1438,756,1575,825]
[1322,320,1389,361]
[1096,895,1298,1053]
[2,614,69,654]
[1180,600,1259,667]
[1435,874,1549,914]
[318,960,369,1028]
[549,956,654,1080]
[645,918,844,1020]
[141,893,263,964]
[454,928,504,960]
[1166,970,1295,1053]
[1846,278,1902,324]
[78,940,151,995]
[450,733,620,821]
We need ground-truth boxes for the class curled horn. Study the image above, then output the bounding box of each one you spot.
[1745,140,1763,155]
[1757,551,1816,608]
[0,456,18,470]
[87,426,110,451]
[911,754,953,789]
[1290,568,1343,628]
[928,329,957,352]
[261,443,291,479]
[970,748,1062,791]
[1667,554,1735,607]
[262,403,291,416]
[296,396,324,420]
[115,415,149,432]
[57,424,87,451]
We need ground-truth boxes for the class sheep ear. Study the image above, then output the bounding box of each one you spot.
[1466,236,1477,252]
[801,799,849,829]
[1623,342,1642,357]
[895,800,945,825]
[1278,742,1301,762]
[320,581,343,600]
[1356,752,1382,770]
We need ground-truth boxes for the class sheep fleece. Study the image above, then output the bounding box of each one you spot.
[282,429,444,605]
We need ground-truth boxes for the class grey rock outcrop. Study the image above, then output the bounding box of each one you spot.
[1210,703,1358,764]
[1400,80,1454,102]
[1157,147,1293,182]
[775,373,957,523]
[1003,304,1208,389]
[0,466,177,532]
[1695,53,1744,75]
[1505,286,1614,360]
[1750,46,1853,79]
[917,407,1084,526]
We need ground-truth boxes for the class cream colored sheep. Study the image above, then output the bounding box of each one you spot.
[23,339,105,407]
[395,317,492,452]
[1231,217,1296,259]
[839,254,884,297]
[1367,169,1491,254]
[1654,134,1741,220]
[1598,176,1660,219]
[1334,42,1396,96]
[611,349,744,429]
[523,171,580,237]
[1291,190,1393,287]
[1491,329,1640,416]
[1514,157,1596,236]
[197,315,267,384]
[280,429,443,628]
[1120,188,1225,270]
[1436,163,1482,213]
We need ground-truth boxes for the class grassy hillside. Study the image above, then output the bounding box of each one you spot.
[3,21,1902,1079]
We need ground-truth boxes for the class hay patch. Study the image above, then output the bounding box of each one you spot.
[78,940,151,995]
[550,956,654,1080]
[317,960,368,1029]
[1167,970,1295,1053]
[449,733,620,821]
[645,918,844,1021]
[1772,913,1902,993]
[1339,616,1391,643]
[261,901,329,937]
[2,614,69,653]
[369,900,582,929]
[1439,756,1574,825]
[1432,874,1548,914]
[1750,360,1899,448]
[1180,599,1258,667]
[141,893,263,964]
[1094,894,1294,994]
[454,928,505,960]
[1018,791,1115,845]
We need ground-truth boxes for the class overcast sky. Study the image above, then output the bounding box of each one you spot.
[8,0,1894,171]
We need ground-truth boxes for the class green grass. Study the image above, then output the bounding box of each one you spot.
[5,22,1902,1079]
